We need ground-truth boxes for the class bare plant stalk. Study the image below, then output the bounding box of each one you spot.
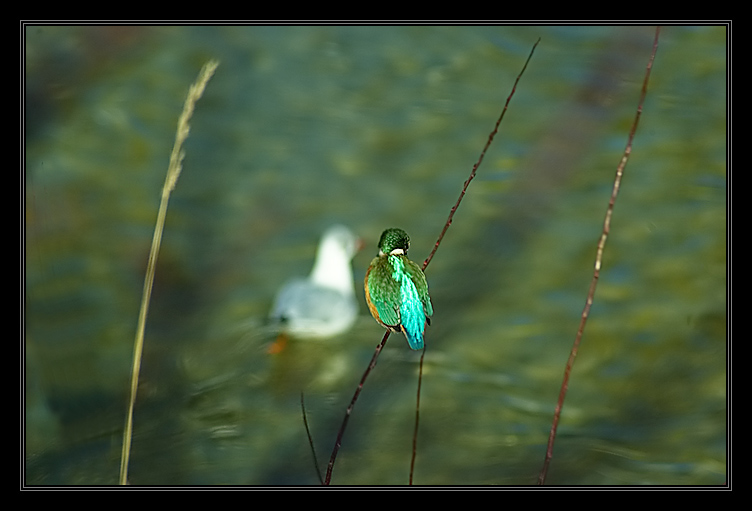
[301,392,324,484]
[422,38,540,272]
[324,331,391,485]
[119,60,219,486]
[537,27,660,485]
[323,40,539,486]
[408,347,426,485]
[407,39,540,486]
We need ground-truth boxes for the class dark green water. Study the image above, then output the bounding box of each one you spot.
[25,25,726,486]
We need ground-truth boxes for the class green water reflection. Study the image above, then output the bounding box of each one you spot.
[25,25,726,485]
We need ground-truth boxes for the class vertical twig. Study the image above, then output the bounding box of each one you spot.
[301,392,324,485]
[324,331,391,485]
[422,39,540,272]
[323,39,539,486]
[408,38,540,486]
[537,26,660,485]
[119,60,219,486]
[408,347,426,485]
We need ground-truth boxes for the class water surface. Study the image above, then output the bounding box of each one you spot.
[25,25,726,485]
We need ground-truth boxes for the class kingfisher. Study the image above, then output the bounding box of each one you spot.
[364,228,433,350]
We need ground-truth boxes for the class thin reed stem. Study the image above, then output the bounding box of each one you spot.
[408,347,426,485]
[301,392,324,484]
[324,331,390,485]
[408,39,539,485]
[323,40,539,485]
[422,38,540,272]
[537,27,660,485]
[119,60,219,486]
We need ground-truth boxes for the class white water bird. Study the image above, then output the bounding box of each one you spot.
[269,225,361,344]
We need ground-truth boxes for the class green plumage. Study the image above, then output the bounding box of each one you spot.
[365,228,433,349]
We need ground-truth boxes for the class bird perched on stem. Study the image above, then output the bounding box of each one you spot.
[364,228,433,350]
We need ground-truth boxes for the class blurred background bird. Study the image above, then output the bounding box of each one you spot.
[268,225,361,353]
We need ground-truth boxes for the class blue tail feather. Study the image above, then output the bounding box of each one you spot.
[399,277,426,350]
